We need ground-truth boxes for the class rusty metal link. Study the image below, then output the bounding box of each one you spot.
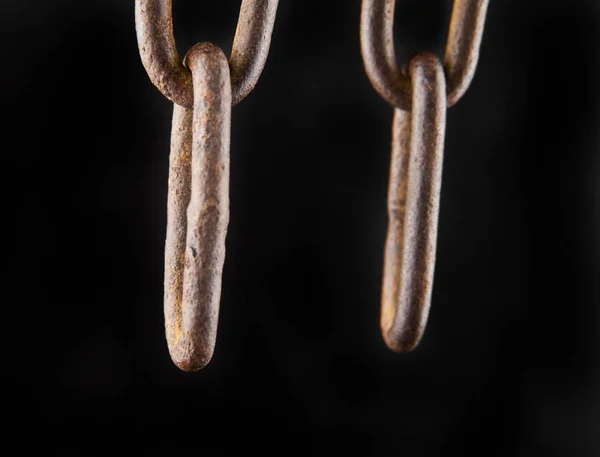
[137,2,279,370]
[360,0,489,110]
[164,43,231,371]
[381,53,446,352]
[361,1,489,351]
[135,0,279,108]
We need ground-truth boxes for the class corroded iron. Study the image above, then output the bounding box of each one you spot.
[164,104,193,369]
[360,0,489,351]
[360,0,489,110]
[135,0,279,108]
[164,43,231,371]
[136,1,279,370]
[381,53,446,352]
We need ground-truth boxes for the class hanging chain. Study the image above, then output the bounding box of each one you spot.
[136,0,279,107]
[135,1,279,371]
[361,0,489,111]
[360,0,490,351]
[135,0,487,367]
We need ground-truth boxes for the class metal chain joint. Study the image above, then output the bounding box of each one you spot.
[360,0,490,351]
[136,0,279,371]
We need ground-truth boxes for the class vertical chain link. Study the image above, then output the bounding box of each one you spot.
[164,44,231,371]
[360,0,489,351]
[382,53,446,352]
[136,2,279,370]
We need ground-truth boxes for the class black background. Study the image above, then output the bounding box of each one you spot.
[2,0,599,454]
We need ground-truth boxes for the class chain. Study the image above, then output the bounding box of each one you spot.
[361,0,489,110]
[136,0,279,108]
[360,0,490,351]
[136,0,488,368]
[135,1,279,371]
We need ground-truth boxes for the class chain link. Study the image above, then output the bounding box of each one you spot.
[164,44,231,371]
[361,0,489,111]
[136,1,279,370]
[381,53,446,352]
[360,1,489,351]
[135,0,279,108]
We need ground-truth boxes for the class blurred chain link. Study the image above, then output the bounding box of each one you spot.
[360,0,490,351]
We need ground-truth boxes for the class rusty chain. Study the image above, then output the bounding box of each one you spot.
[136,0,279,108]
[360,0,489,351]
[136,1,279,371]
[136,0,488,368]
[361,0,489,111]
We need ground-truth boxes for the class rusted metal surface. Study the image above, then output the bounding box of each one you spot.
[361,1,488,351]
[360,0,489,110]
[137,1,279,370]
[381,53,446,352]
[229,0,280,105]
[135,0,279,108]
[164,43,231,371]
[164,103,193,369]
